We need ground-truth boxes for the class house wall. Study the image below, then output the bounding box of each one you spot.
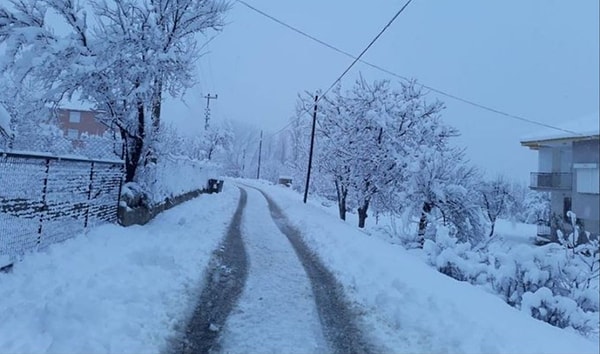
[550,190,572,220]
[572,139,600,164]
[539,146,574,228]
[57,109,107,137]
[571,139,600,235]
[538,146,571,173]
[538,147,553,172]
[558,148,572,172]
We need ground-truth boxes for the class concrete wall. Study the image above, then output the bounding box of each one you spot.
[538,146,572,173]
[118,180,225,227]
[538,147,553,172]
[118,189,203,227]
[550,190,572,221]
[573,139,600,164]
[572,139,600,235]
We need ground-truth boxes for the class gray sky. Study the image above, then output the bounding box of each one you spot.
[30,0,595,182]
[164,0,599,183]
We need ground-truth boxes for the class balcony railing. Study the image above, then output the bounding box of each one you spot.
[530,172,572,190]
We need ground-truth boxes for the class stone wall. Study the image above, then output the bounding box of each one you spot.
[118,180,224,227]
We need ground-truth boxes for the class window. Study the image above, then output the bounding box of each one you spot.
[69,111,81,123]
[67,128,79,139]
[575,166,599,194]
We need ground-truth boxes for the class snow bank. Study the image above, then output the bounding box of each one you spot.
[243,180,598,354]
[139,155,222,204]
[0,185,239,353]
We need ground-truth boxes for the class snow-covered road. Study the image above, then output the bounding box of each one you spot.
[177,185,372,353]
[175,188,249,354]
[217,187,328,353]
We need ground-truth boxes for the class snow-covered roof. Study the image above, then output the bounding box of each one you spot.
[521,112,599,144]
[57,92,95,112]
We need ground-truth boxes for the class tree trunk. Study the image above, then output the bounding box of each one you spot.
[151,80,162,132]
[489,220,495,237]
[124,100,146,183]
[358,199,370,228]
[417,202,433,248]
[335,179,347,220]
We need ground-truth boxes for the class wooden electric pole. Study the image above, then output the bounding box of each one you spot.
[303,95,318,204]
[256,130,263,179]
[241,148,246,177]
[204,93,218,130]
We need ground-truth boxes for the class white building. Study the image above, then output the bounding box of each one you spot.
[521,112,599,240]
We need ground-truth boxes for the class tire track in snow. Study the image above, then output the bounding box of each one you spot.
[173,187,248,354]
[248,185,375,354]
[217,187,328,353]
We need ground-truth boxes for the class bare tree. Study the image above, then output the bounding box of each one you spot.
[480,176,512,237]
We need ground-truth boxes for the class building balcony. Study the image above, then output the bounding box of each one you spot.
[530,172,572,190]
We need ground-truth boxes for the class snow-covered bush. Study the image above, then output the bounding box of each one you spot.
[487,243,559,306]
[521,190,552,224]
[120,182,150,210]
[419,222,599,337]
[521,287,598,335]
[123,122,225,206]
[137,156,221,205]
[422,226,488,284]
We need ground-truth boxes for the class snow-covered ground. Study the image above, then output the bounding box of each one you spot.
[240,179,598,354]
[0,186,239,353]
[1,179,598,354]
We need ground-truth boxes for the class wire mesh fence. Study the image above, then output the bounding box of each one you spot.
[0,151,124,261]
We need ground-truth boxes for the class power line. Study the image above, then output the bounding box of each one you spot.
[251,0,414,137]
[235,0,584,137]
[318,0,414,100]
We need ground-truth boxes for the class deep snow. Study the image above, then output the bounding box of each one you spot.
[0,179,598,354]
[0,186,239,353]
[240,179,599,354]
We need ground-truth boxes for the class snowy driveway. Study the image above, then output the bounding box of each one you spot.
[175,185,373,353]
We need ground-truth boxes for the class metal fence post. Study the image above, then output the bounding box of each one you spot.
[115,163,124,221]
[84,161,95,228]
[36,158,50,247]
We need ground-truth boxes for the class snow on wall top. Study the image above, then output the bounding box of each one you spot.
[521,111,599,143]
[0,104,13,136]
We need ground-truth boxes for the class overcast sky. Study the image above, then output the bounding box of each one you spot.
[162,0,599,183]
[35,0,598,182]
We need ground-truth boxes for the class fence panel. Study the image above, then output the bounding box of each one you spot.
[0,151,123,260]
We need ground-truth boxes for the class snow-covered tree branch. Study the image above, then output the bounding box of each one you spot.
[0,0,229,182]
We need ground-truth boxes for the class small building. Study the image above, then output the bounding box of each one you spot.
[56,108,108,139]
[521,112,599,240]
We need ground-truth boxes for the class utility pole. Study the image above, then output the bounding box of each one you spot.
[241,148,246,177]
[303,95,318,204]
[204,93,218,130]
[256,130,263,179]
